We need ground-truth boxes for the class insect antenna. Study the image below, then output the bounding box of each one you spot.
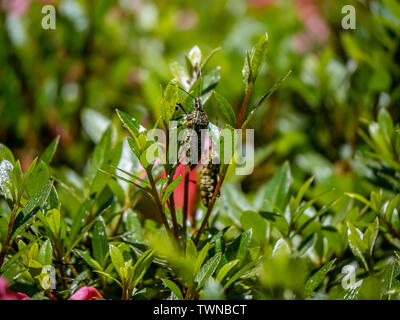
[172,83,197,100]
[197,69,202,99]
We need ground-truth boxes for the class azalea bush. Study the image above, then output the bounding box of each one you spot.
[1,0,400,301]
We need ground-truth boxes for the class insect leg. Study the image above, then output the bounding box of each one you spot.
[175,102,188,114]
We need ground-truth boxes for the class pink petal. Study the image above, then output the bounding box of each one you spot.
[15,292,31,300]
[0,277,31,300]
[68,286,103,300]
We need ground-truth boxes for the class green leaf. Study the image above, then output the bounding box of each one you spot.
[116,109,144,138]
[195,252,222,290]
[345,193,371,206]
[110,244,125,277]
[240,211,266,245]
[93,270,121,287]
[1,240,37,273]
[98,169,150,195]
[112,166,148,186]
[38,239,53,267]
[46,209,61,238]
[347,222,369,271]
[219,124,236,165]
[242,33,268,89]
[88,127,112,182]
[292,176,314,213]
[201,68,221,103]
[66,197,113,256]
[188,45,202,69]
[194,243,210,276]
[385,195,400,223]
[250,33,269,82]
[236,229,252,264]
[161,81,179,123]
[161,175,182,205]
[92,217,109,267]
[133,249,154,287]
[201,47,221,69]
[123,209,143,243]
[127,137,141,159]
[69,197,95,246]
[11,161,22,201]
[162,278,183,300]
[364,217,379,257]
[75,249,103,270]
[223,260,257,290]
[382,259,400,299]
[41,136,60,165]
[11,183,53,240]
[20,158,38,198]
[169,61,189,88]
[216,259,239,283]
[27,242,39,262]
[383,0,400,19]
[259,211,289,236]
[305,259,336,295]
[91,141,124,196]
[242,70,291,128]
[0,144,15,163]
[186,239,198,264]
[262,162,292,212]
[242,50,251,91]
[45,186,59,211]
[214,91,236,126]
[378,108,394,140]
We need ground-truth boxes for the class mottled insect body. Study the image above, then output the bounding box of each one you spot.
[187,98,209,130]
[200,150,220,207]
[176,97,209,169]
[177,97,209,130]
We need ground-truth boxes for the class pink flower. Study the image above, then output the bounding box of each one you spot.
[293,0,330,52]
[1,0,31,16]
[0,277,103,300]
[68,286,103,300]
[171,164,198,217]
[0,277,31,300]
[159,163,198,218]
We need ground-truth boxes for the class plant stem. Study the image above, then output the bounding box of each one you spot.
[146,169,173,238]
[111,193,134,237]
[165,126,180,242]
[184,287,192,300]
[167,171,180,242]
[235,83,253,129]
[182,166,190,246]
[382,216,400,241]
[194,168,227,245]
